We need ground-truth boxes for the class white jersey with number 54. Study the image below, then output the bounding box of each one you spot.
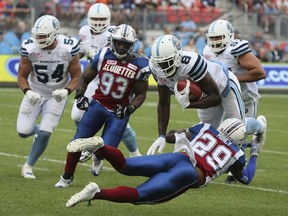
[20,34,79,97]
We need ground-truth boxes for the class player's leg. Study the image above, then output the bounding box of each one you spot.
[221,76,246,184]
[75,80,99,162]
[197,106,223,128]
[20,98,66,179]
[66,153,197,206]
[89,115,128,176]
[122,123,141,157]
[55,100,107,187]
[17,97,42,179]
[244,99,266,135]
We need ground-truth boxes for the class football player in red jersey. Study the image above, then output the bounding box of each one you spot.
[55,24,151,188]
[65,118,265,207]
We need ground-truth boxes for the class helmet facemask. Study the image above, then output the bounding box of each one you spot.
[206,20,234,53]
[151,54,181,78]
[150,35,182,78]
[87,3,111,33]
[110,24,137,59]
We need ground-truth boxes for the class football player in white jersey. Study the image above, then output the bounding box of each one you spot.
[71,3,142,163]
[146,35,249,156]
[17,15,82,179]
[64,118,265,206]
[203,19,267,183]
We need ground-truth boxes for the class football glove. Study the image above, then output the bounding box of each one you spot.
[174,83,190,109]
[25,90,41,106]
[52,89,68,102]
[115,105,135,119]
[75,89,89,111]
[250,142,259,157]
[147,137,166,155]
[173,132,196,166]
[80,40,96,59]
[76,97,89,110]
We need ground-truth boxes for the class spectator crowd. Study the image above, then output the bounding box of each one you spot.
[1,0,288,62]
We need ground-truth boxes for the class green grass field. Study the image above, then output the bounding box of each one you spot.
[0,87,287,216]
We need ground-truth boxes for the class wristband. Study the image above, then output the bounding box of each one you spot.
[65,87,72,95]
[23,88,31,94]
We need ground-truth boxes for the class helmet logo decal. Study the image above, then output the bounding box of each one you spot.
[171,36,181,51]
[52,19,59,30]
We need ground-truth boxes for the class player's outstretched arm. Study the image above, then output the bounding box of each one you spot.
[230,143,258,185]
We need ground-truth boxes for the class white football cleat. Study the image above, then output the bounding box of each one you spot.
[54,175,73,188]
[67,136,104,153]
[66,182,100,208]
[129,149,142,157]
[252,115,267,153]
[21,163,36,179]
[91,154,103,176]
[79,150,92,163]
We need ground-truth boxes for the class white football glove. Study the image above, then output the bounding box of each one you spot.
[52,89,68,102]
[80,40,96,59]
[25,90,41,106]
[174,82,190,109]
[250,142,259,157]
[147,137,166,155]
[173,132,196,166]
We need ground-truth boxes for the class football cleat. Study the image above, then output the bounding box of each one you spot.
[79,150,93,163]
[21,163,36,179]
[54,175,73,188]
[129,149,142,157]
[66,182,100,208]
[66,136,104,153]
[91,154,103,176]
[252,115,267,153]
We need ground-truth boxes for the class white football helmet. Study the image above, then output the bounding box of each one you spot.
[87,3,111,33]
[31,15,60,49]
[110,24,137,59]
[150,35,182,78]
[217,118,247,147]
[206,19,234,53]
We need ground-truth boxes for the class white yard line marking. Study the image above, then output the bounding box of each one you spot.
[212,182,288,195]
[0,152,114,171]
[1,151,287,195]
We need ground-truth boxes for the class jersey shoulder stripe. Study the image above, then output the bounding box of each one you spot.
[187,53,207,81]
[230,39,251,57]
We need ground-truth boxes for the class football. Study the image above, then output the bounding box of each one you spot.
[176,79,204,101]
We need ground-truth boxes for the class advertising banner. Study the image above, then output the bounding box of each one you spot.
[0,55,286,88]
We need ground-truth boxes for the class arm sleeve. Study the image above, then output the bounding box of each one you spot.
[237,155,257,185]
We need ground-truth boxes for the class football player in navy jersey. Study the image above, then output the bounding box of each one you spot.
[203,19,267,184]
[55,24,151,188]
[72,3,142,167]
[64,118,265,207]
[17,15,82,179]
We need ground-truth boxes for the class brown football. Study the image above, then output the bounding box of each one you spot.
[176,79,204,101]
